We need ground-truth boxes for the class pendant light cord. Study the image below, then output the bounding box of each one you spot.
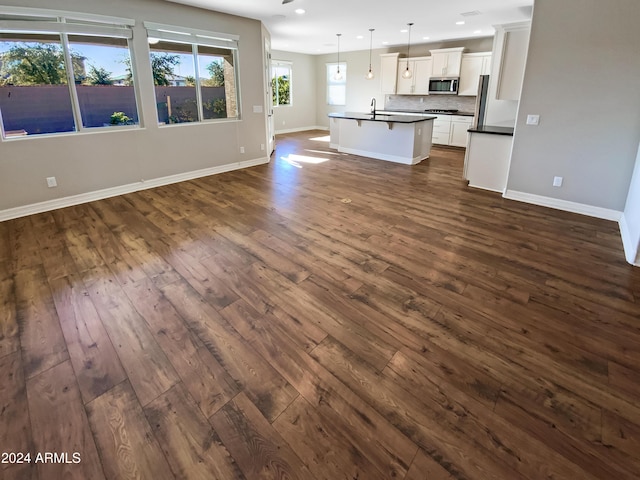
[337,33,341,72]
[368,29,374,70]
[406,23,413,61]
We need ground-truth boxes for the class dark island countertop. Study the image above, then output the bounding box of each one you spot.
[467,125,515,136]
[328,112,436,123]
[374,109,475,116]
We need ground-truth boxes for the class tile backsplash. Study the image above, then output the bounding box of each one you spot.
[385,95,477,113]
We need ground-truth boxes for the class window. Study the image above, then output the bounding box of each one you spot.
[0,9,138,138]
[327,62,346,106]
[144,22,240,125]
[271,61,291,106]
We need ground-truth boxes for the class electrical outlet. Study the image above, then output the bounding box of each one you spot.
[526,114,540,126]
[553,176,563,187]
[260,143,265,151]
[46,176,57,188]
[240,147,245,154]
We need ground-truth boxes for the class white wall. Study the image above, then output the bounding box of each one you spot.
[506,0,640,213]
[271,50,318,132]
[622,144,640,265]
[0,0,269,217]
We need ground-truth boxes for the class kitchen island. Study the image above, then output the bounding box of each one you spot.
[328,112,436,165]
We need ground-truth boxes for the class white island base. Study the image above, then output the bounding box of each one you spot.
[329,114,434,165]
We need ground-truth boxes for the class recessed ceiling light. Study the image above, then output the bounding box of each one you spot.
[456,21,465,25]
[295,8,305,14]
[400,29,408,33]
[356,35,364,39]
[474,30,482,34]
[382,41,389,45]
[422,36,430,40]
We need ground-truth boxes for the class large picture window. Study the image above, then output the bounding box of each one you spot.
[327,62,347,106]
[144,22,240,125]
[271,61,291,106]
[0,9,138,139]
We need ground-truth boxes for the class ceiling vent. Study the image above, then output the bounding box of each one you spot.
[460,10,482,17]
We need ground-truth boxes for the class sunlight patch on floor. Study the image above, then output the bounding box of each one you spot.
[281,154,329,168]
[309,135,330,142]
[304,148,342,156]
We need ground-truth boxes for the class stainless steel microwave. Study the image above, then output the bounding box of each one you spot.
[428,77,459,95]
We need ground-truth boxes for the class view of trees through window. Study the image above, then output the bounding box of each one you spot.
[0,33,138,135]
[0,14,240,138]
[149,40,236,124]
[271,62,291,106]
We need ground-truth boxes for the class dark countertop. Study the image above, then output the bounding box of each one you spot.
[467,125,515,136]
[328,112,436,123]
[376,109,475,117]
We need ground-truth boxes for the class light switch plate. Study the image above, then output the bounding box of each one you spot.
[253,105,263,113]
[553,176,563,187]
[526,114,540,125]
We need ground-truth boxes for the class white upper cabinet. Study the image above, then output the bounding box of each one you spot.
[429,47,465,77]
[413,58,432,94]
[396,57,432,95]
[458,52,492,96]
[495,23,530,101]
[396,58,415,94]
[380,53,400,94]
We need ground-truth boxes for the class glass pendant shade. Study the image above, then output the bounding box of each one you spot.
[403,23,413,79]
[333,33,343,81]
[365,28,375,80]
[402,65,412,79]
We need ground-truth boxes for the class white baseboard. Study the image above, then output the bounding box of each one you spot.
[503,190,623,222]
[467,183,505,194]
[275,126,328,134]
[0,157,269,222]
[619,214,640,266]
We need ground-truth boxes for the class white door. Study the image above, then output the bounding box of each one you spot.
[264,38,275,155]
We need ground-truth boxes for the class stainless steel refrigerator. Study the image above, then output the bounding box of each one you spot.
[464,74,490,180]
[472,74,490,129]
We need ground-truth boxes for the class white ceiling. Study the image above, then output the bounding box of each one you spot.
[165,0,534,55]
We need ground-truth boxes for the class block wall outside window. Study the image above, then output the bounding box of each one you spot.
[0,12,138,138]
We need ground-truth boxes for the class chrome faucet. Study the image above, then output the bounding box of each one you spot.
[370,97,376,114]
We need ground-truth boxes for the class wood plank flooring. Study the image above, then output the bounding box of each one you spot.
[1,130,639,479]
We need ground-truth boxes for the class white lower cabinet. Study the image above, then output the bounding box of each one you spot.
[449,115,473,147]
[431,114,473,146]
[432,115,451,145]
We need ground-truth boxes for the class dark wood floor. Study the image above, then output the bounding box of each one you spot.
[1,130,639,480]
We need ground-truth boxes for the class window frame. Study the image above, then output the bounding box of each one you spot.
[0,6,140,140]
[144,22,241,126]
[271,60,292,107]
[326,62,347,106]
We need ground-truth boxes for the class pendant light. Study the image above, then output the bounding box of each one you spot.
[402,22,414,79]
[365,28,375,80]
[334,33,343,81]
